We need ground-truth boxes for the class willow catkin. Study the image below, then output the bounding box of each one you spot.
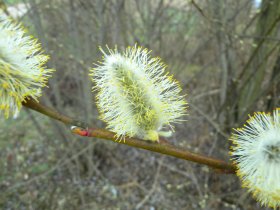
[90,45,187,141]
[230,109,280,208]
[0,10,53,118]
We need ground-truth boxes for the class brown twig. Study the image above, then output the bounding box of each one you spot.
[22,98,236,174]
[22,98,87,128]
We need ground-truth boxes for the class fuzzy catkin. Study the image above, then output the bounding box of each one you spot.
[90,45,187,141]
[230,109,280,209]
[0,10,53,118]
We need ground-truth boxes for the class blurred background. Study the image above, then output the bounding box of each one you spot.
[0,0,280,209]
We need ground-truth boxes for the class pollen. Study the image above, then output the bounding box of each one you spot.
[2,82,9,89]
[90,45,187,141]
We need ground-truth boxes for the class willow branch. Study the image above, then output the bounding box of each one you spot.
[22,98,236,174]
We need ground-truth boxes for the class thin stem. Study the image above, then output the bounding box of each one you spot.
[22,98,236,174]
[23,98,87,128]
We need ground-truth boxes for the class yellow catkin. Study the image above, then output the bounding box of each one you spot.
[90,45,187,141]
[230,109,280,208]
[0,10,54,118]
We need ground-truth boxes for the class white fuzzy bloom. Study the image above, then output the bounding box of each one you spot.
[0,11,53,118]
[90,45,187,141]
[230,109,280,209]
